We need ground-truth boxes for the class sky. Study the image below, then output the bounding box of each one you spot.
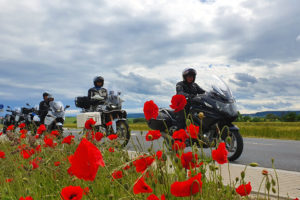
[0,0,300,116]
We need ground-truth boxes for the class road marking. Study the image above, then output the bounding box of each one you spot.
[244,142,273,146]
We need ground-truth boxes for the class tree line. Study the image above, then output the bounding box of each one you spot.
[236,112,300,122]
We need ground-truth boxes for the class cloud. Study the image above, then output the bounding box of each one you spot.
[297,34,300,41]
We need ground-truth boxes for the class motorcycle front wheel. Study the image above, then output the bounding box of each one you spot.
[115,120,130,147]
[224,129,244,161]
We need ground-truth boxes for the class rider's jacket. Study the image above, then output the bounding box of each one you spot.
[176,81,205,99]
[88,87,108,101]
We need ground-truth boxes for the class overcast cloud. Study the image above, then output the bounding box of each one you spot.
[0,0,300,114]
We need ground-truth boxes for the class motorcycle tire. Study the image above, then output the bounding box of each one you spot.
[226,129,244,161]
[116,120,130,147]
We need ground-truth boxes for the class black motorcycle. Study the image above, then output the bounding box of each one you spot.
[20,103,41,133]
[147,75,243,161]
[2,106,18,134]
[75,91,130,147]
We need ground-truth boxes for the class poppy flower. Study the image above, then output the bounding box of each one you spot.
[51,130,60,137]
[0,132,2,136]
[62,135,75,144]
[170,172,202,197]
[112,170,123,179]
[156,150,163,160]
[95,132,104,141]
[172,140,186,151]
[37,124,46,135]
[143,100,159,120]
[106,121,113,126]
[7,125,14,131]
[35,145,41,152]
[5,178,13,183]
[68,138,105,181]
[123,165,130,170]
[19,197,34,200]
[108,147,114,152]
[18,123,26,129]
[34,134,39,139]
[54,161,61,166]
[133,155,155,173]
[20,149,32,159]
[147,194,166,200]
[145,130,161,141]
[170,94,187,112]
[186,124,199,139]
[44,137,57,148]
[30,158,41,169]
[181,152,202,170]
[0,151,5,159]
[107,134,118,140]
[61,185,83,200]
[133,177,153,194]
[236,182,252,196]
[20,129,28,135]
[20,133,26,139]
[172,129,189,142]
[85,131,95,141]
[83,187,89,195]
[85,118,96,130]
[212,142,228,165]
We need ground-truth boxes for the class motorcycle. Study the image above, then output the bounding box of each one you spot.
[2,106,20,134]
[44,101,70,136]
[19,103,41,134]
[75,91,130,147]
[147,74,244,161]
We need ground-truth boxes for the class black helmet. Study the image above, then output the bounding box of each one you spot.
[182,68,197,82]
[43,92,49,97]
[93,76,104,87]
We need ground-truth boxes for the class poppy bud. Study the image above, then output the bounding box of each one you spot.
[209,165,215,171]
[271,158,274,164]
[266,181,271,191]
[169,164,173,168]
[262,170,268,176]
[198,112,205,119]
[186,119,191,126]
[124,183,129,190]
[272,187,276,194]
[147,134,153,141]
[235,177,239,182]
[241,171,245,179]
[249,162,259,167]
[271,179,276,186]
[226,136,231,144]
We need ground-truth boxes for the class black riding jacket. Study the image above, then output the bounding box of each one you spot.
[38,100,49,118]
[176,81,205,99]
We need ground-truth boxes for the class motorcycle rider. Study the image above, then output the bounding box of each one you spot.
[175,68,205,129]
[88,76,108,108]
[39,92,50,124]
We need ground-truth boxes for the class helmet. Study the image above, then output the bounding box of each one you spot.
[182,68,197,82]
[43,92,49,97]
[93,76,104,87]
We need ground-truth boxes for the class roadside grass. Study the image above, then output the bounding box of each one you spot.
[0,128,273,200]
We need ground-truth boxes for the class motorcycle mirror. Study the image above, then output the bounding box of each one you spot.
[118,91,121,95]
[6,109,10,112]
[7,106,11,109]
[65,105,70,109]
[26,103,30,106]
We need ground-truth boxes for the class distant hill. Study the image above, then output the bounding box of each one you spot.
[243,111,300,117]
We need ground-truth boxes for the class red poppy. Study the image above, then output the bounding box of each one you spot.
[20,149,32,159]
[85,118,96,130]
[236,182,252,196]
[62,135,75,144]
[5,178,13,182]
[18,123,26,129]
[186,124,199,139]
[172,140,186,151]
[106,121,113,126]
[29,148,35,155]
[133,177,153,194]
[20,129,28,135]
[35,145,41,152]
[212,142,228,164]
[181,152,202,170]
[293,198,299,200]
[170,94,187,112]
[44,137,57,148]
[112,170,123,179]
[37,124,46,135]
[108,147,114,152]
[19,196,34,200]
[68,138,105,181]
[156,150,163,160]
[123,165,130,170]
[34,134,39,139]
[51,130,60,137]
[83,187,89,195]
[0,151,5,159]
[30,158,41,169]
[145,130,161,141]
[133,155,155,173]
[54,161,61,166]
[0,132,2,136]
[172,129,189,142]
[95,132,104,141]
[147,194,166,200]
[61,185,84,200]
[107,134,118,140]
[143,100,159,120]
[7,125,14,131]
[20,133,26,139]
[85,131,95,141]
[171,172,202,197]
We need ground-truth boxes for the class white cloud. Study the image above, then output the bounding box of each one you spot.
[296,34,300,41]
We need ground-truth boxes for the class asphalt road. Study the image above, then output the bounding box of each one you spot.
[65,129,300,172]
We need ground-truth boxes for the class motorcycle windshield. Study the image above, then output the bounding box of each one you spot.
[49,101,65,117]
[196,74,234,101]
